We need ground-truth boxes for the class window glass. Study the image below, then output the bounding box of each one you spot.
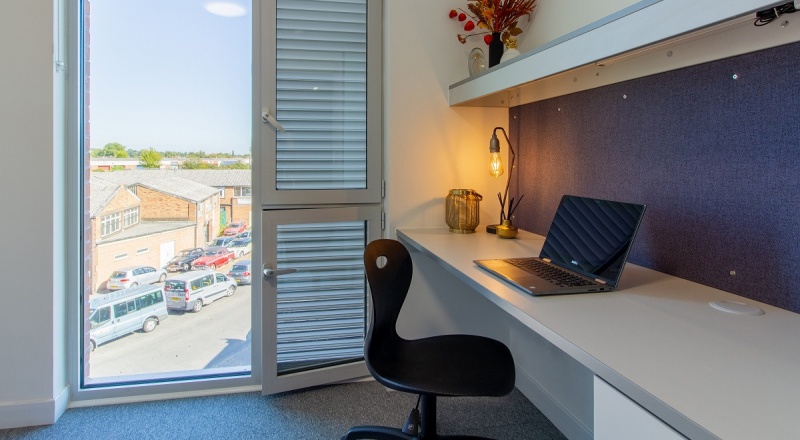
[90,307,112,328]
[114,303,128,318]
[165,281,185,292]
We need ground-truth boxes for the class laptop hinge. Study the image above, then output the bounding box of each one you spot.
[595,279,607,284]
[542,258,551,263]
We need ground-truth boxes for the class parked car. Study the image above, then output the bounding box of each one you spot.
[191,246,235,271]
[223,221,247,236]
[228,260,252,285]
[166,248,204,272]
[164,270,236,312]
[235,230,251,239]
[89,284,169,350]
[227,237,252,258]
[208,236,235,247]
[106,265,167,291]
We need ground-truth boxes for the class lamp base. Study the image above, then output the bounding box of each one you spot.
[486,224,499,234]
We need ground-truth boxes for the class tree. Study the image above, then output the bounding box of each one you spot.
[139,148,163,168]
[186,150,207,159]
[99,142,128,158]
[181,159,214,169]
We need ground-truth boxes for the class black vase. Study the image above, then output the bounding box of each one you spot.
[488,32,503,67]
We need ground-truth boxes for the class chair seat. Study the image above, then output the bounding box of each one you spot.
[369,334,515,398]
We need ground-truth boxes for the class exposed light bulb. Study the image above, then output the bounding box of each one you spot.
[489,152,504,178]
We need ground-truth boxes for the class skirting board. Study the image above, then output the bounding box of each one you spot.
[515,364,592,440]
[0,385,69,430]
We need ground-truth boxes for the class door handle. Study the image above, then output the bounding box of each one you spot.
[263,264,298,279]
[261,106,286,132]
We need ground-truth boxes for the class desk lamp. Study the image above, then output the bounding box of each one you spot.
[487,127,523,234]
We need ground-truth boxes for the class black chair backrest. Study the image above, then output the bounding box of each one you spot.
[363,239,412,362]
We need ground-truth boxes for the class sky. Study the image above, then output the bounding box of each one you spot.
[89,0,252,154]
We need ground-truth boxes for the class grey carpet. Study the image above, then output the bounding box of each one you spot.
[0,381,566,439]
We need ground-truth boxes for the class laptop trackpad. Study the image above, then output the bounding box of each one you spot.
[477,260,548,292]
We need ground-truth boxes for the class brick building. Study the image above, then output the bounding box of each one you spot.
[94,169,252,227]
[91,173,221,292]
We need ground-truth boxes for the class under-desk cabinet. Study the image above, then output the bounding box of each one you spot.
[594,377,683,439]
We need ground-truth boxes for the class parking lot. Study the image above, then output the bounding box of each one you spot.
[88,260,255,380]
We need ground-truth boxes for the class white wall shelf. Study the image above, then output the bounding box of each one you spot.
[449,0,800,107]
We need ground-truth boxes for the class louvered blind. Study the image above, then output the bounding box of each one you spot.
[275,0,367,190]
[275,221,366,371]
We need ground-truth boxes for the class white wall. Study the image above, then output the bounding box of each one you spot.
[520,0,638,51]
[383,0,640,234]
[0,0,69,429]
[383,0,508,234]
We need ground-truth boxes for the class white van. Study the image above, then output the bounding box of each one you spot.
[89,284,169,350]
[164,270,236,313]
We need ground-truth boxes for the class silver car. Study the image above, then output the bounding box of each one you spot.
[208,236,235,247]
[106,265,167,291]
[164,271,236,313]
[228,260,252,285]
[227,237,252,258]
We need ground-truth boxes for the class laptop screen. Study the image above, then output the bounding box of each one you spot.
[539,195,646,287]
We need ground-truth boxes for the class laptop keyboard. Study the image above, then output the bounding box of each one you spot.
[505,258,595,287]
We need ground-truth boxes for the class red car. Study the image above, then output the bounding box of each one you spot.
[191,246,235,271]
[223,222,247,236]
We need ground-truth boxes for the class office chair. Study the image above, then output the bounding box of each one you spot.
[343,239,516,440]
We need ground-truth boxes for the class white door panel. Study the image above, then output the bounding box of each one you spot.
[261,206,380,394]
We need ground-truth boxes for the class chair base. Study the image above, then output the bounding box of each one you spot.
[342,395,497,440]
[341,425,414,440]
[341,426,495,440]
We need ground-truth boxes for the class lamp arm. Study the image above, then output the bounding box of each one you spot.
[493,127,516,221]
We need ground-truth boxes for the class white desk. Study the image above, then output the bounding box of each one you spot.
[397,228,800,440]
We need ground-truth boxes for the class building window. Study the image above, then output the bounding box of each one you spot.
[217,187,225,198]
[100,212,122,237]
[123,207,139,228]
[114,253,129,261]
[234,186,252,197]
[136,247,149,255]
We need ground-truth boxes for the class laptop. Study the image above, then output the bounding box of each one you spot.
[475,195,646,296]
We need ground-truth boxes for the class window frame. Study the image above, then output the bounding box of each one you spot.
[123,207,139,227]
[234,186,252,198]
[100,211,122,237]
[67,0,262,404]
[259,0,382,208]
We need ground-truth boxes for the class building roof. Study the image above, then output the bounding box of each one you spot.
[93,170,220,203]
[89,177,140,218]
[92,169,251,188]
[171,169,250,187]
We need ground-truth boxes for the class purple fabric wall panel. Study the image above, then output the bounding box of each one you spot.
[509,41,800,313]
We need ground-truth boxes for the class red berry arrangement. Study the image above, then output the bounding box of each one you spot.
[448,0,536,46]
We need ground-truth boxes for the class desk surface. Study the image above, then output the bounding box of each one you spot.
[397,228,800,440]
